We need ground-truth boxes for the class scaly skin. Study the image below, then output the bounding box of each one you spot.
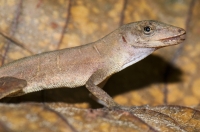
[0,20,186,108]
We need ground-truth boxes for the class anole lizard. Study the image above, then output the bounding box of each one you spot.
[0,20,186,108]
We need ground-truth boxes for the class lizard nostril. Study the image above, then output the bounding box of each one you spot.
[178,28,186,34]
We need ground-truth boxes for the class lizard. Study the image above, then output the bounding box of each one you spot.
[0,20,186,108]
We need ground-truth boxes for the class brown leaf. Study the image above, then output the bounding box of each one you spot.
[0,0,199,131]
[0,103,199,132]
[0,103,76,132]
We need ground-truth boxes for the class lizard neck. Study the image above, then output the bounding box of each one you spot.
[97,33,156,72]
[89,30,156,72]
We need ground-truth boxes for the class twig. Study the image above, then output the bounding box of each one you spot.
[163,0,196,105]
[119,0,128,26]
[56,0,72,49]
[1,0,32,65]
[43,104,78,132]
[0,29,34,55]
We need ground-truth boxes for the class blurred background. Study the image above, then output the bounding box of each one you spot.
[0,0,199,108]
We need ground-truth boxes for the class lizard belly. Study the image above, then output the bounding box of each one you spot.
[22,63,98,94]
[0,56,100,94]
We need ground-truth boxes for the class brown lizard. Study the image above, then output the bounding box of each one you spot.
[0,20,186,108]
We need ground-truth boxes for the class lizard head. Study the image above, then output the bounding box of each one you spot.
[122,20,186,48]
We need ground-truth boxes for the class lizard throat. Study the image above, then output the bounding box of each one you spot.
[121,48,155,70]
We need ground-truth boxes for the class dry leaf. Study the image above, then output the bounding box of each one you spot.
[0,103,199,132]
[0,0,199,131]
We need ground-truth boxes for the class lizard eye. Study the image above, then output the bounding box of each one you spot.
[143,26,151,35]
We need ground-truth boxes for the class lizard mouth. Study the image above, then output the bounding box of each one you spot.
[160,32,186,45]
[132,31,186,48]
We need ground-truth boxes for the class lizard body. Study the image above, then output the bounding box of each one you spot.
[0,20,186,107]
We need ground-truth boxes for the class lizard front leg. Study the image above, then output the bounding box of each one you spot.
[86,68,119,108]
